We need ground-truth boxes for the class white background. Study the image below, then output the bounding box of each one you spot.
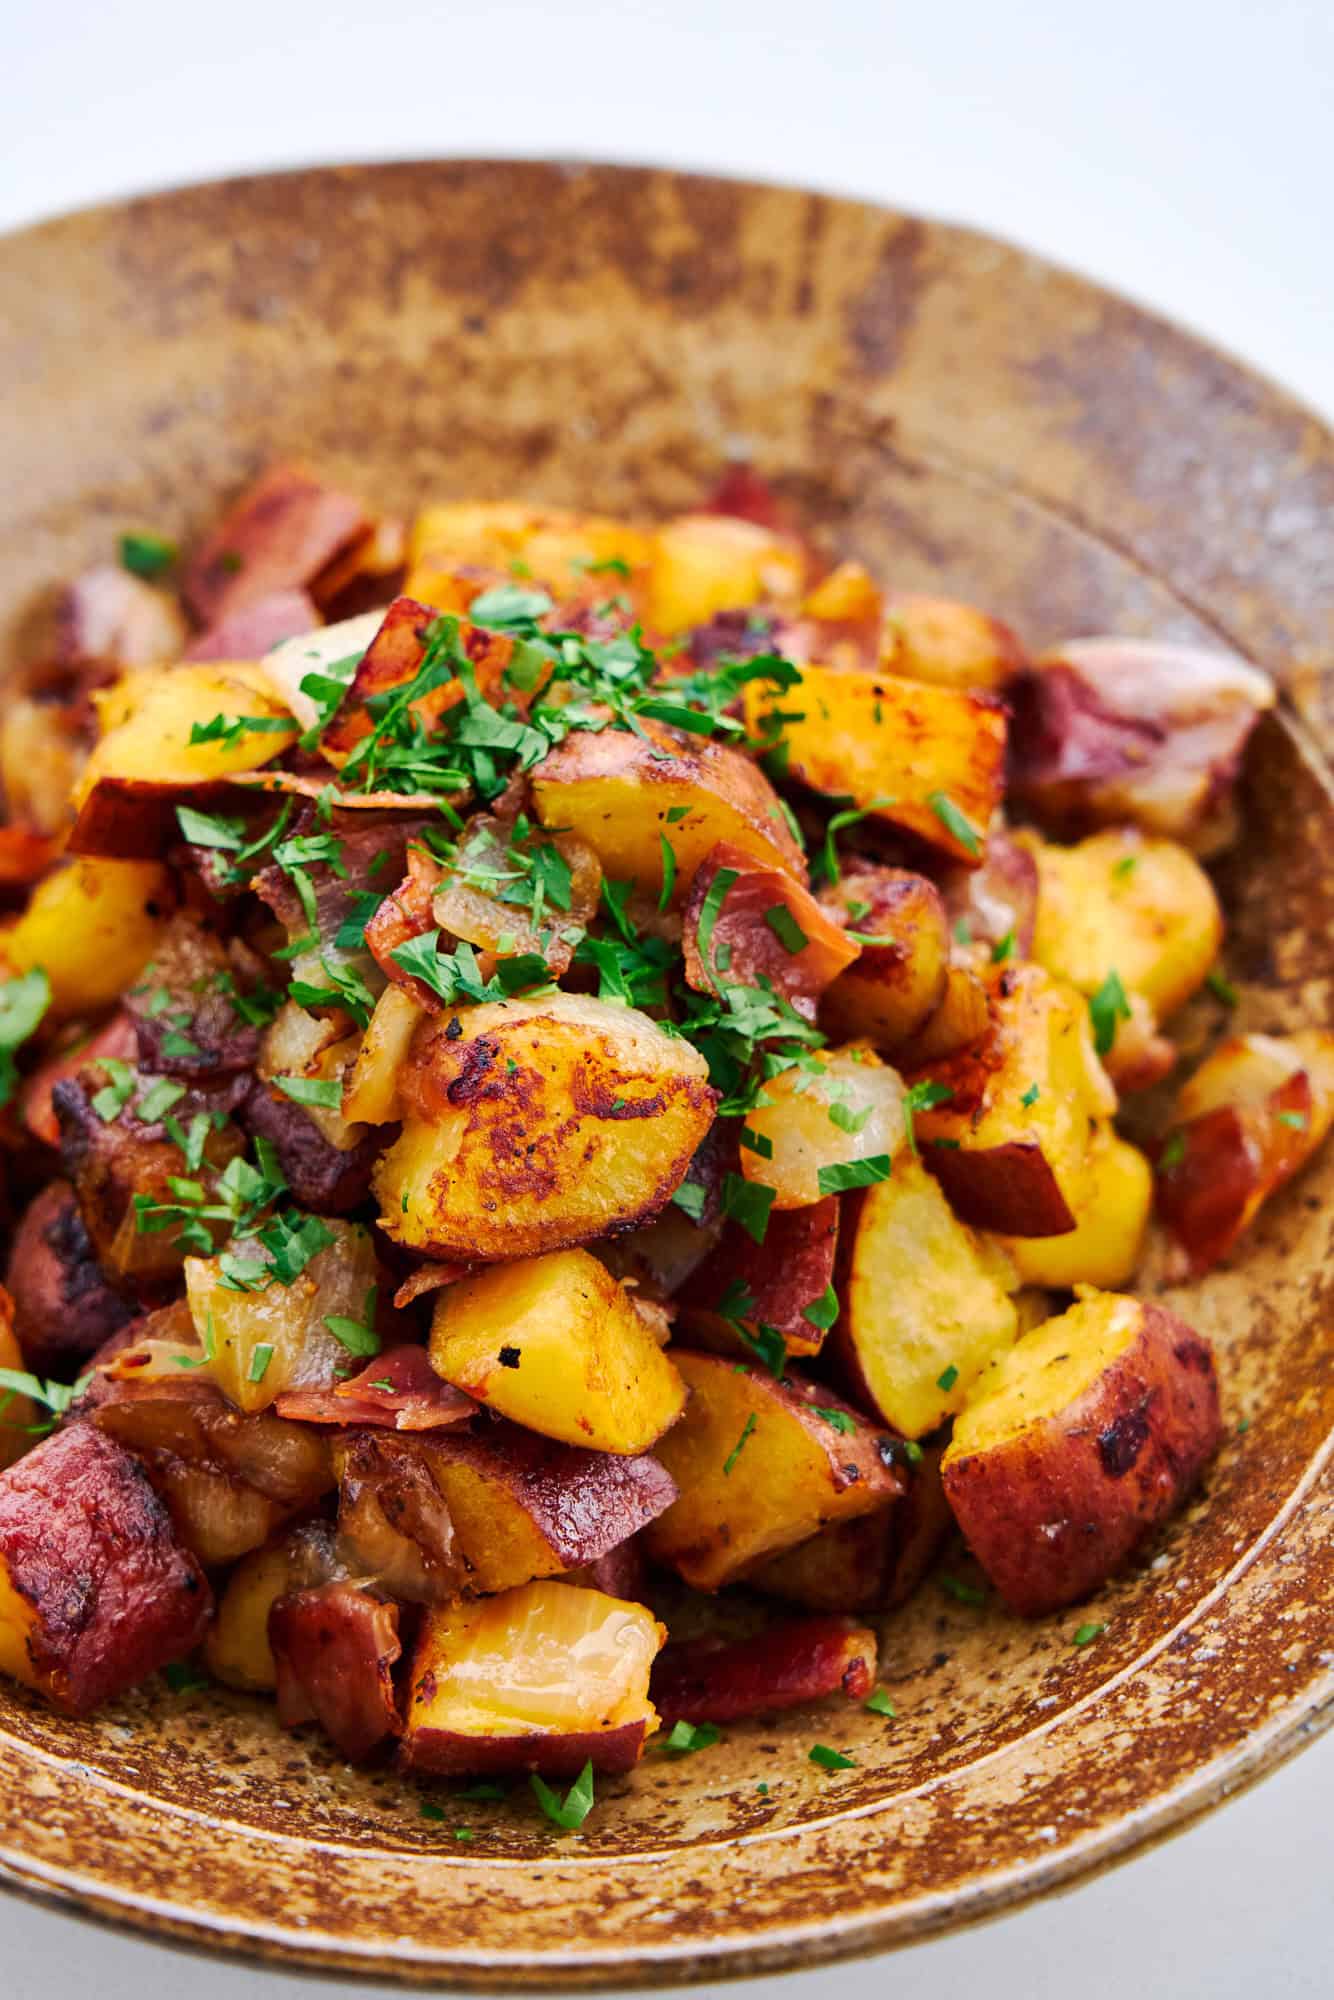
[2,3,1332,1995]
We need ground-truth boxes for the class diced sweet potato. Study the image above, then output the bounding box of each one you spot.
[271,1583,402,1761]
[651,1615,876,1724]
[677,1197,840,1361]
[1155,1031,1334,1274]
[748,1443,949,1612]
[204,1521,342,1691]
[738,1048,904,1209]
[427,1250,686,1454]
[1000,1128,1152,1290]
[647,1353,905,1589]
[745,663,1007,866]
[682,841,857,1017]
[1009,639,1275,856]
[531,720,806,895]
[906,963,1117,1236]
[4,1180,131,1374]
[335,1422,677,1596]
[0,1423,211,1714]
[4,857,171,1015]
[882,593,1027,692]
[835,1153,1019,1438]
[373,993,716,1260]
[400,1580,663,1778]
[942,1291,1222,1614]
[646,513,807,634]
[818,868,950,1048]
[1022,828,1221,1022]
[183,462,367,624]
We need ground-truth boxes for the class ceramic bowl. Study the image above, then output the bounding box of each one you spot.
[0,161,1330,1985]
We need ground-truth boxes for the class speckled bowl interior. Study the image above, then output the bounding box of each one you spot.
[0,161,1330,1985]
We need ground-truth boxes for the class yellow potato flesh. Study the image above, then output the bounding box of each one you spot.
[5,857,170,1014]
[1000,1129,1152,1290]
[948,1290,1140,1458]
[740,1051,905,1208]
[78,664,297,797]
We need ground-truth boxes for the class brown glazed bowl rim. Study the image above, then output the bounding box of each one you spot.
[0,157,1330,1986]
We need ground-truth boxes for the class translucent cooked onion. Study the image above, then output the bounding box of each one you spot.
[741,1049,906,1208]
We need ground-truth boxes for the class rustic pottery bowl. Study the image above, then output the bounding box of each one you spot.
[0,161,1331,1986]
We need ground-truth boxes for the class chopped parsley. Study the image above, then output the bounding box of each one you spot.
[1159,1130,1187,1171]
[902,1078,953,1155]
[119,530,178,578]
[1072,1623,1106,1647]
[720,1172,776,1246]
[530,1760,596,1831]
[1206,969,1239,1007]
[0,969,50,1106]
[936,1363,959,1392]
[813,797,896,887]
[323,1284,380,1358]
[808,1744,855,1772]
[816,1154,891,1195]
[939,1573,987,1607]
[802,1283,839,1333]
[1088,969,1132,1056]
[274,1074,344,1110]
[926,791,981,858]
[247,1344,275,1384]
[663,1720,722,1756]
[813,1406,856,1434]
[764,904,808,955]
[722,1412,758,1476]
[990,928,1017,963]
[864,1687,896,1717]
[0,1367,93,1437]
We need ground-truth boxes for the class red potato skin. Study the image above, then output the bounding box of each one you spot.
[69,774,235,860]
[1154,1072,1314,1276]
[20,1011,139,1147]
[399,1716,650,1780]
[182,588,318,662]
[925,1137,1077,1237]
[183,463,367,624]
[319,595,512,761]
[650,1616,876,1725]
[4,1179,132,1373]
[0,1423,211,1713]
[942,1303,1223,1615]
[746,1443,948,1611]
[563,1536,649,1601]
[270,1583,402,1762]
[682,842,858,1018]
[676,1197,841,1356]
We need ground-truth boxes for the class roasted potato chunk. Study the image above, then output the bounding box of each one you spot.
[999,1128,1152,1290]
[400,1580,664,1778]
[1155,1031,1334,1274]
[0,1423,211,1714]
[882,593,1026,692]
[745,663,1006,865]
[677,1196,840,1361]
[341,983,424,1125]
[374,992,716,1260]
[682,842,858,1018]
[531,720,806,895]
[647,1353,905,1589]
[74,665,298,818]
[907,963,1117,1236]
[1023,828,1221,1022]
[428,1250,687,1454]
[204,1521,342,1691]
[836,1153,1019,1438]
[651,1615,876,1724]
[405,501,650,602]
[819,868,950,1048]
[738,1049,904,1210]
[271,1583,402,1762]
[942,1291,1222,1614]
[646,512,807,633]
[4,1180,131,1375]
[748,1443,949,1612]
[5,857,171,1015]
[0,1289,37,1472]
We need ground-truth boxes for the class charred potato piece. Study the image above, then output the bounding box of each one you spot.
[428,1250,687,1454]
[531,720,806,895]
[647,1353,905,1589]
[4,1180,131,1375]
[882,593,1026,692]
[907,963,1117,1236]
[677,1196,840,1361]
[1155,1031,1334,1274]
[204,1521,342,1691]
[749,1443,949,1613]
[646,512,807,633]
[5,857,171,1014]
[271,1583,402,1762]
[0,1423,211,1713]
[836,1153,1019,1438]
[739,1049,904,1210]
[651,1615,876,1724]
[400,1580,664,1778]
[1022,828,1221,1021]
[319,596,512,765]
[819,868,950,1049]
[682,842,858,1019]
[999,1128,1152,1290]
[942,1291,1222,1614]
[374,992,716,1260]
[745,663,1007,866]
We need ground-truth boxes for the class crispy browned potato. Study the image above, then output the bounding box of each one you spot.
[677,1196,840,1361]
[271,1583,402,1762]
[748,1442,949,1612]
[1009,639,1275,856]
[4,856,172,1014]
[745,663,1007,866]
[942,1291,1222,1614]
[836,1153,1019,1438]
[531,720,806,895]
[204,1522,342,1691]
[999,1128,1152,1290]
[320,596,512,765]
[646,512,807,633]
[373,992,716,1260]
[651,1615,876,1724]
[183,462,367,623]
[647,1353,905,1589]
[405,501,650,603]
[4,1180,131,1375]
[400,1580,664,1778]
[905,963,1117,1236]
[819,868,950,1048]
[890,960,993,1067]
[427,1250,687,1454]
[882,593,1027,693]
[1155,1031,1334,1274]
[682,842,858,1018]
[738,1048,904,1209]
[0,1423,211,1714]
[334,1422,678,1596]
[73,667,298,823]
